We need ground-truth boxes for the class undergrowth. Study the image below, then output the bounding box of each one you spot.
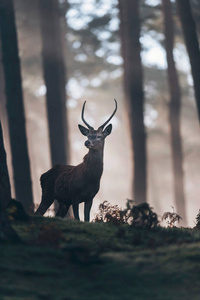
[2,200,200,299]
[93,200,159,228]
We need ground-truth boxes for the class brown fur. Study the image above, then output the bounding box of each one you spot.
[35,149,103,221]
[35,99,117,221]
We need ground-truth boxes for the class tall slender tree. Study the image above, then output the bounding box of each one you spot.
[38,0,71,216]
[118,0,147,204]
[38,0,69,167]
[176,0,200,123]
[162,0,187,225]
[0,120,21,243]
[0,120,11,208]
[0,0,33,212]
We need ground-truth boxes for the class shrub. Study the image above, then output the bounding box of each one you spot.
[162,206,182,227]
[195,210,200,229]
[93,200,159,228]
[93,201,127,225]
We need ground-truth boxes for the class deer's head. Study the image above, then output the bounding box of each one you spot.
[78,99,117,151]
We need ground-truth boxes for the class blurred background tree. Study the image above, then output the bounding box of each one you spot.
[176,0,200,122]
[118,0,147,205]
[0,0,33,213]
[162,0,186,225]
[39,0,69,166]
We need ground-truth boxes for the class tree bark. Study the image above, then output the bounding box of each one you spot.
[162,0,187,225]
[118,0,147,204]
[0,0,33,213]
[0,121,11,208]
[176,0,200,123]
[0,120,21,243]
[38,0,69,166]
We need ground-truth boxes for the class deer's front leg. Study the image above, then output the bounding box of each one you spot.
[72,202,80,221]
[84,200,93,222]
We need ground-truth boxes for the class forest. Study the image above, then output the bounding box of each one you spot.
[1,0,200,299]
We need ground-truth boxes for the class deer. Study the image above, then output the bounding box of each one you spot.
[35,99,117,222]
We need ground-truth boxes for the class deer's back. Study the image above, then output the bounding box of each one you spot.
[40,164,74,192]
[41,162,101,203]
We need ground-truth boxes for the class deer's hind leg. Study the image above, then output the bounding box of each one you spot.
[35,194,54,216]
[56,201,71,218]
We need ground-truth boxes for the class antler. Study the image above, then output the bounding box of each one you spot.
[81,101,93,129]
[98,98,117,130]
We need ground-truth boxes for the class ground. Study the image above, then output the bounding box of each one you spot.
[1,216,200,300]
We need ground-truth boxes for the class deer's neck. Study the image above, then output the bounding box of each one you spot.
[83,148,104,178]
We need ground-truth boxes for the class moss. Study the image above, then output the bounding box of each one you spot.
[1,216,200,299]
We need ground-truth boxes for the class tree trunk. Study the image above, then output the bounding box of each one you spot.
[118,0,147,204]
[162,0,187,225]
[0,120,21,243]
[176,0,200,123]
[0,121,11,208]
[0,0,33,213]
[38,0,69,167]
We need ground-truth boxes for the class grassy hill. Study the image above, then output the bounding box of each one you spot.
[1,214,200,300]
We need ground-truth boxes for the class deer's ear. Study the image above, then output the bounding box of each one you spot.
[103,124,112,137]
[78,124,89,136]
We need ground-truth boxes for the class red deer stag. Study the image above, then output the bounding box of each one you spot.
[35,99,117,221]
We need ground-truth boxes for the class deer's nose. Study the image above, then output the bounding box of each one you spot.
[85,140,93,148]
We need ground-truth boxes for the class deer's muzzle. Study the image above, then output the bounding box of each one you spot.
[85,140,93,148]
